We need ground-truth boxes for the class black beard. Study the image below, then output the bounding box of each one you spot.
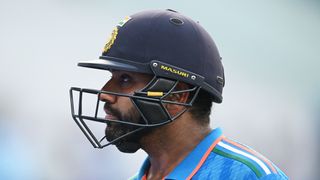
[104,104,144,153]
[105,123,142,153]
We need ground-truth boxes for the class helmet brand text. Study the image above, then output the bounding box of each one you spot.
[160,65,189,78]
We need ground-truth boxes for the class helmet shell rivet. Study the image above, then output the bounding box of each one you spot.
[152,62,158,67]
[191,75,196,80]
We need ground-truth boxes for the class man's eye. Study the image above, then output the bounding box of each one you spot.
[119,74,132,85]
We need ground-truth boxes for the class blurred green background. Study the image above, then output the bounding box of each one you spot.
[0,0,319,179]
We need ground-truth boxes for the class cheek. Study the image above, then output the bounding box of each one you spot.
[116,96,135,115]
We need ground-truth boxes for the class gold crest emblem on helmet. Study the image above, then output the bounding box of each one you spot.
[103,16,131,54]
[103,27,118,54]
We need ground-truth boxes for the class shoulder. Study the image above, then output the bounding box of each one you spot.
[193,137,288,180]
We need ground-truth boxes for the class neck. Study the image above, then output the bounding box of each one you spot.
[139,113,211,179]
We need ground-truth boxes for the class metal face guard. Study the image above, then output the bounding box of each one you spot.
[69,77,200,148]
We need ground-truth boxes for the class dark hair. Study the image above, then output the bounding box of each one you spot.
[188,89,213,125]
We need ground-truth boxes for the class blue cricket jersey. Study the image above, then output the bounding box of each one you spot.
[129,128,288,180]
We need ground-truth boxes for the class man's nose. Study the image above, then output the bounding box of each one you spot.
[99,91,117,104]
[99,82,117,104]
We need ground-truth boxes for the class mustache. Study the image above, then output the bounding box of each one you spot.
[103,102,145,127]
[104,103,122,120]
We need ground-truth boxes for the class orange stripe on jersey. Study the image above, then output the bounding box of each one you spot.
[223,137,277,173]
[141,174,147,180]
[186,135,224,180]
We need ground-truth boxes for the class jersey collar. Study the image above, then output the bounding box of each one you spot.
[136,128,223,180]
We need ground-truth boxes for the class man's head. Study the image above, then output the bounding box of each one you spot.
[69,9,225,151]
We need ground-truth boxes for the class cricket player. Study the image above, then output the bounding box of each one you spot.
[70,9,288,180]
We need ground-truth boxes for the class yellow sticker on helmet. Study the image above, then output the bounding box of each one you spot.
[147,91,164,97]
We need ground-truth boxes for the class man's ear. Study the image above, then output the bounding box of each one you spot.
[165,82,190,116]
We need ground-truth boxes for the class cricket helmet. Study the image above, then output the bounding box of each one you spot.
[70,9,225,149]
